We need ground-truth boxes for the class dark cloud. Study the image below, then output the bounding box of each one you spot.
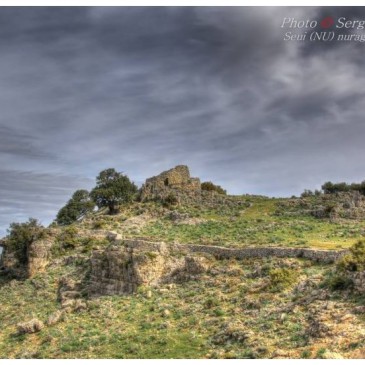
[0,170,93,236]
[1,7,365,236]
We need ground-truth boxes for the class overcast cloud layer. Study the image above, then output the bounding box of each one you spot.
[1,7,365,236]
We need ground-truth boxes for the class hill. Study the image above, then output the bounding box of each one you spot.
[1,165,365,359]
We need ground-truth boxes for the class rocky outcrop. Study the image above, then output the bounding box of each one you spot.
[0,235,55,278]
[278,191,365,220]
[27,238,54,277]
[57,276,88,312]
[350,271,365,294]
[16,319,44,334]
[88,239,211,297]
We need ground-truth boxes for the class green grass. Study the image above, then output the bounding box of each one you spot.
[2,193,365,358]
[135,196,365,249]
[1,256,365,358]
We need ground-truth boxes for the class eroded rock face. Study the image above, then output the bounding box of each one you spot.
[0,231,56,278]
[27,238,54,277]
[88,239,211,297]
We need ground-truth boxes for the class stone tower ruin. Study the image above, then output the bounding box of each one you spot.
[140,165,201,202]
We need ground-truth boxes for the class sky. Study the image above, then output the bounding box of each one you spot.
[1,6,365,236]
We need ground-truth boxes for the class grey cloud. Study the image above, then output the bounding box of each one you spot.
[1,7,365,236]
[0,170,93,236]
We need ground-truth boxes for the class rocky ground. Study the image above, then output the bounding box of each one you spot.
[1,253,365,359]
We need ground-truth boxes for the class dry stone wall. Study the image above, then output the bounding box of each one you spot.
[88,237,348,297]
[182,244,347,264]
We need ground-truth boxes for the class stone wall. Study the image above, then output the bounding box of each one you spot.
[140,165,201,202]
[88,237,348,297]
[182,244,347,264]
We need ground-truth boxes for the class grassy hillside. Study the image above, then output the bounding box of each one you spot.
[1,255,365,359]
[1,193,365,359]
[78,194,365,250]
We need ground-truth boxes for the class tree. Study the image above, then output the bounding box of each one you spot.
[322,181,349,194]
[6,218,45,264]
[322,181,335,194]
[56,189,95,225]
[201,181,227,195]
[301,189,314,198]
[90,168,138,214]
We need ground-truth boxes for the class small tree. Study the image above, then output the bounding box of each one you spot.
[301,189,314,198]
[201,181,227,195]
[56,189,95,225]
[90,168,138,214]
[6,218,45,264]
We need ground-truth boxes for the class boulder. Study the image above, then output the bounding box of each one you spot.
[17,319,44,335]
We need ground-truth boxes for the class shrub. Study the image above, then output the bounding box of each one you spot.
[315,348,327,359]
[162,193,178,207]
[324,202,337,216]
[337,240,365,272]
[301,189,314,198]
[322,180,365,195]
[326,274,353,291]
[201,181,227,195]
[92,219,106,230]
[204,297,220,309]
[79,237,109,253]
[5,218,45,264]
[269,267,299,290]
[301,350,311,359]
[52,226,80,255]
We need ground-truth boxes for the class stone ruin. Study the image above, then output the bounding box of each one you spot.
[88,239,211,296]
[140,165,201,202]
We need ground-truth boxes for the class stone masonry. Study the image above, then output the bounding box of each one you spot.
[88,237,348,297]
[140,165,201,202]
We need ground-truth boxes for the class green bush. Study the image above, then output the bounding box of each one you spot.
[326,274,353,291]
[337,240,365,272]
[52,226,80,256]
[162,193,178,207]
[269,267,299,290]
[52,226,109,256]
[201,181,227,195]
[5,218,46,264]
[324,202,337,217]
[322,180,365,195]
[92,219,107,230]
[301,189,314,198]
[204,297,220,309]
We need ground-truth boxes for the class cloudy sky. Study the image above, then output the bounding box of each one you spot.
[1,7,365,235]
